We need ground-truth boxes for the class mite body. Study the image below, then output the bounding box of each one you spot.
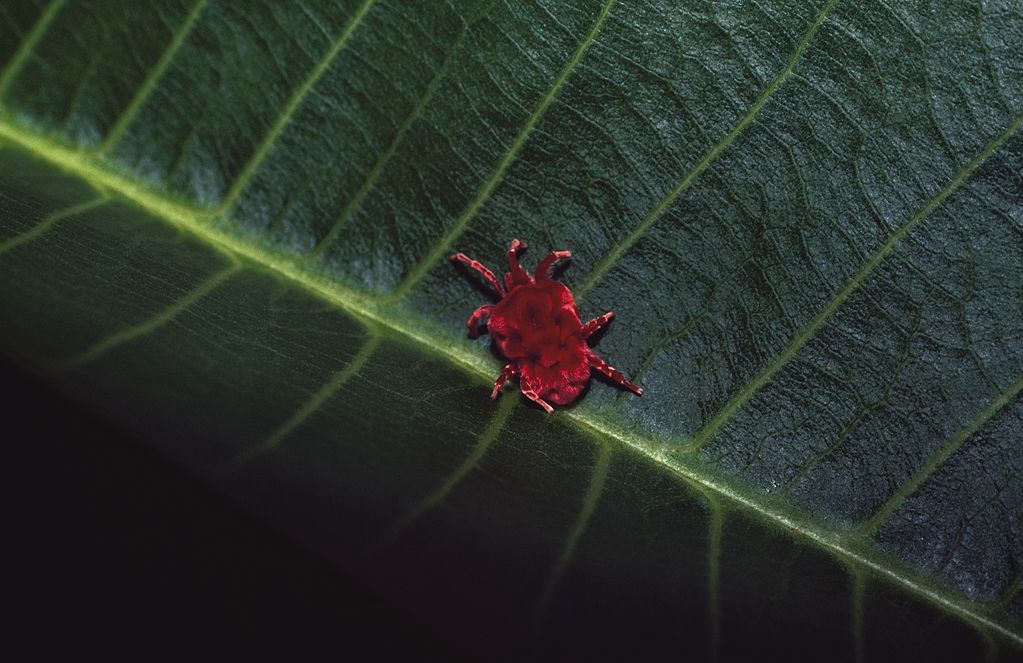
[452,239,642,412]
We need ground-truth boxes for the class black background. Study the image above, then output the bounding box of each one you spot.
[3,356,469,658]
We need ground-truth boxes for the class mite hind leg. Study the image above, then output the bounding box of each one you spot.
[520,376,554,413]
[581,311,614,339]
[491,363,517,399]
[587,352,642,395]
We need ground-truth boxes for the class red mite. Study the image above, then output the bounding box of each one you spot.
[451,239,642,413]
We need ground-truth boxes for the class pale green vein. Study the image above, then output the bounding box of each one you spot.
[96,0,207,156]
[853,374,1023,538]
[383,393,515,542]
[0,120,1020,646]
[984,634,999,663]
[234,333,381,463]
[708,499,723,663]
[589,423,1023,647]
[574,0,840,299]
[58,50,99,132]
[388,0,618,301]
[0,0,64,100]
[622,249,758,389]
[852,570,866,663]
[308,6,477,259]
[0,195,106,254]
[217,0,377,215]
[62,262,240,369]
[687,113,1023,453]
[782,329,916,496]
[999,572,1022,608]
[532,440,612,626]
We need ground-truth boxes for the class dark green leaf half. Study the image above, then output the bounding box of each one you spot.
[1,0,1021,659]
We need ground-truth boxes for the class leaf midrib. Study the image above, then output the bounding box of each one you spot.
[1,118,1019,645]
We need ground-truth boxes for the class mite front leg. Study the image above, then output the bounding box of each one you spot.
[491,363,517,399]
[451,253,504,296]
[506,238,532,286]
[520,376,554,413]
[534,250,571,280]
[587,352,643,396]
[581,311,614,339]
[466,304,493,338]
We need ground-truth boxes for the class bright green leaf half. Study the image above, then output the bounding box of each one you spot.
[1,0,1021,659]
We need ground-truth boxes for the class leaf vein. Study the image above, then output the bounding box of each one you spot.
[686,113,1023,453]
[96,0,208,156]
[307,5,485,258]
[532,439,611,626]
[0,194,107,255]
[780,308,921,496]
[0,0,64,100]
[708,499,723,661]
[383,393,515,542]
[62,261,241,369]
[575,0,841,299]
[217,0,377,215]
[387,0,619,301]
[234,332,382,463]
[853,374,1023,538]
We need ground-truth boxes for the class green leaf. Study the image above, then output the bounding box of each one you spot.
[2,0,1021,659]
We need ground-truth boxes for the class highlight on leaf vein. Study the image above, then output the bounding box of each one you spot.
[451,239,642,413]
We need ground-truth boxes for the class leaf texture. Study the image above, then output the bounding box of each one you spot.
[1,0,1021,659]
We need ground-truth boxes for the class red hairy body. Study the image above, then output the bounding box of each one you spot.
[451,239,642,412]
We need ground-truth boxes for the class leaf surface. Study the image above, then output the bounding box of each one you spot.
[1,0,1021,659]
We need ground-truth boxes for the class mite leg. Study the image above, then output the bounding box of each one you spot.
[507,238,531,286]
[520,377,554,413]
[581,311,614,339]
[534,250,571,280]
[451,253,504,295]
[491,363,517,399]
[587,352,643,395]
[466,304,493,338]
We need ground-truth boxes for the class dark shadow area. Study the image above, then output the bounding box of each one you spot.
[1,356,473,659]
